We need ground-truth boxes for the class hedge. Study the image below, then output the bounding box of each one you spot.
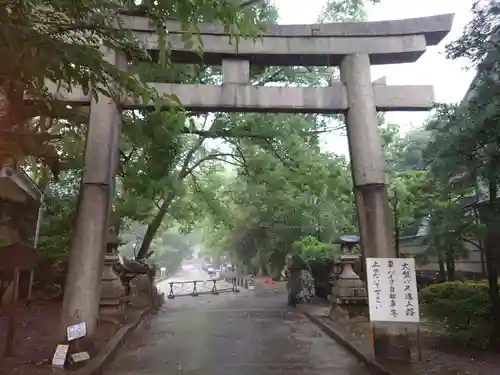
[420,281,492,349]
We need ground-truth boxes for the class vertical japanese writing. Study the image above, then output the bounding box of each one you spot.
[387,260,397,318]
[401,262,416,318]
[371,260,382,310]
[366,257,419,323]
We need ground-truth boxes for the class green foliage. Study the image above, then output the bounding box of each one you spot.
[120,225,196,274]
[446,0,500,70]
[109,1,280,257]
[420,281,492,348]
[317,0,380,22]
[149,230,194,273]
[1,0,271,118]
[415,1,500,344]
[195,0,395,272]
[199,113,357,275]
[291,236,339,260]
[389,170,432,232]
[0,0,273,177]
[382,124,431,173]
[37,171,80,258]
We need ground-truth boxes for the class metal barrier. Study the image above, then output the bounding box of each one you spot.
[167,277,239,299]
[234,276,255,290]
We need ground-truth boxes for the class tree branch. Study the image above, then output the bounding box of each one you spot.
[184,152,239,177]
[177,137,206,180]
[224,137,251,176]
[189,173,221,218]
[461,237,483,251]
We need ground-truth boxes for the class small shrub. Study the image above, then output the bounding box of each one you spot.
[292,236,339,260]
[420,281,492,349]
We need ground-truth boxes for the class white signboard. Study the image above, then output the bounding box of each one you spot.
[70,351,90,363]
[52,344,69,367]
[67,322,87,341]
[365,258,420,323]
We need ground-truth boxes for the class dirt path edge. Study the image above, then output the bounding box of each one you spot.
[304,312,395,375]
[70,306,153,375]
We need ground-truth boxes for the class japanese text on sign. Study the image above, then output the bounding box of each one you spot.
[365,258,420,323]
[67,322,87,341]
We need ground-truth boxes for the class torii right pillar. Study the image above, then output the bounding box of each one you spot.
[341,53,410,360]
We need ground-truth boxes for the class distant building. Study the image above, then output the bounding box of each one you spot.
[399,192,490,278]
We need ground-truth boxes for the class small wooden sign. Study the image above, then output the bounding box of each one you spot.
[67,322,87,341]
[52,344,69,367]
[70,351,90,363]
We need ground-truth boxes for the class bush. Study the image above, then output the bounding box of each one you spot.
[292,236,339,260]
[420,281,492,349]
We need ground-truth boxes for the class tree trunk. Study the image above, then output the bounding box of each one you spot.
[484,169,500,347]
[437,255,446,282]
[479,239,487,277]
[445,258,455,281]
[136,192,174,259]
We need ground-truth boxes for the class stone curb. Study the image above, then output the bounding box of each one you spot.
[303,312,395,375]
[71,307,152,375]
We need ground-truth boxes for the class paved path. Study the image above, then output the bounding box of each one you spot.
[103,271,369,375]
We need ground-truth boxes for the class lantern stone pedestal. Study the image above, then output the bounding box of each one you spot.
[99,227,126,323]
[330,253,367,305]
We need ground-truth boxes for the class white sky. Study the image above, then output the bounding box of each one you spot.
[273,0,476,157]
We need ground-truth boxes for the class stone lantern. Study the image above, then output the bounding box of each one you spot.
[330,235,367,305]
[99,226,126,321]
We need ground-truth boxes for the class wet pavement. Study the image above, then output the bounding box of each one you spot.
[103,269,370,375]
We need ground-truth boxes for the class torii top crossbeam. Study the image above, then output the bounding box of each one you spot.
[44,14,454,113]
[125,14,454,66]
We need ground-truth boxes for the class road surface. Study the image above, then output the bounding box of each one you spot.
[103,268,370,375]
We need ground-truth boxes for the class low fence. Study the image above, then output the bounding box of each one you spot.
[166,276,255,299]
[232,275,255,290]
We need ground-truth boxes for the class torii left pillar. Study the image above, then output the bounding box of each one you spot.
[60,48,124,338]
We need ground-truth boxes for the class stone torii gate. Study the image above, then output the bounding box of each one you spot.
[47,13,453,357]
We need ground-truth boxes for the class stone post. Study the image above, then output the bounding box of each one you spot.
[340,53,410,360]
[60,48,123,337]
[222,59,250,84]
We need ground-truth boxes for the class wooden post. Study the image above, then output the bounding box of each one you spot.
[4,267,20,357]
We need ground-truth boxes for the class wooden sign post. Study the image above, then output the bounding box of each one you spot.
[4,267,20,357]
[365,257,422,360]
